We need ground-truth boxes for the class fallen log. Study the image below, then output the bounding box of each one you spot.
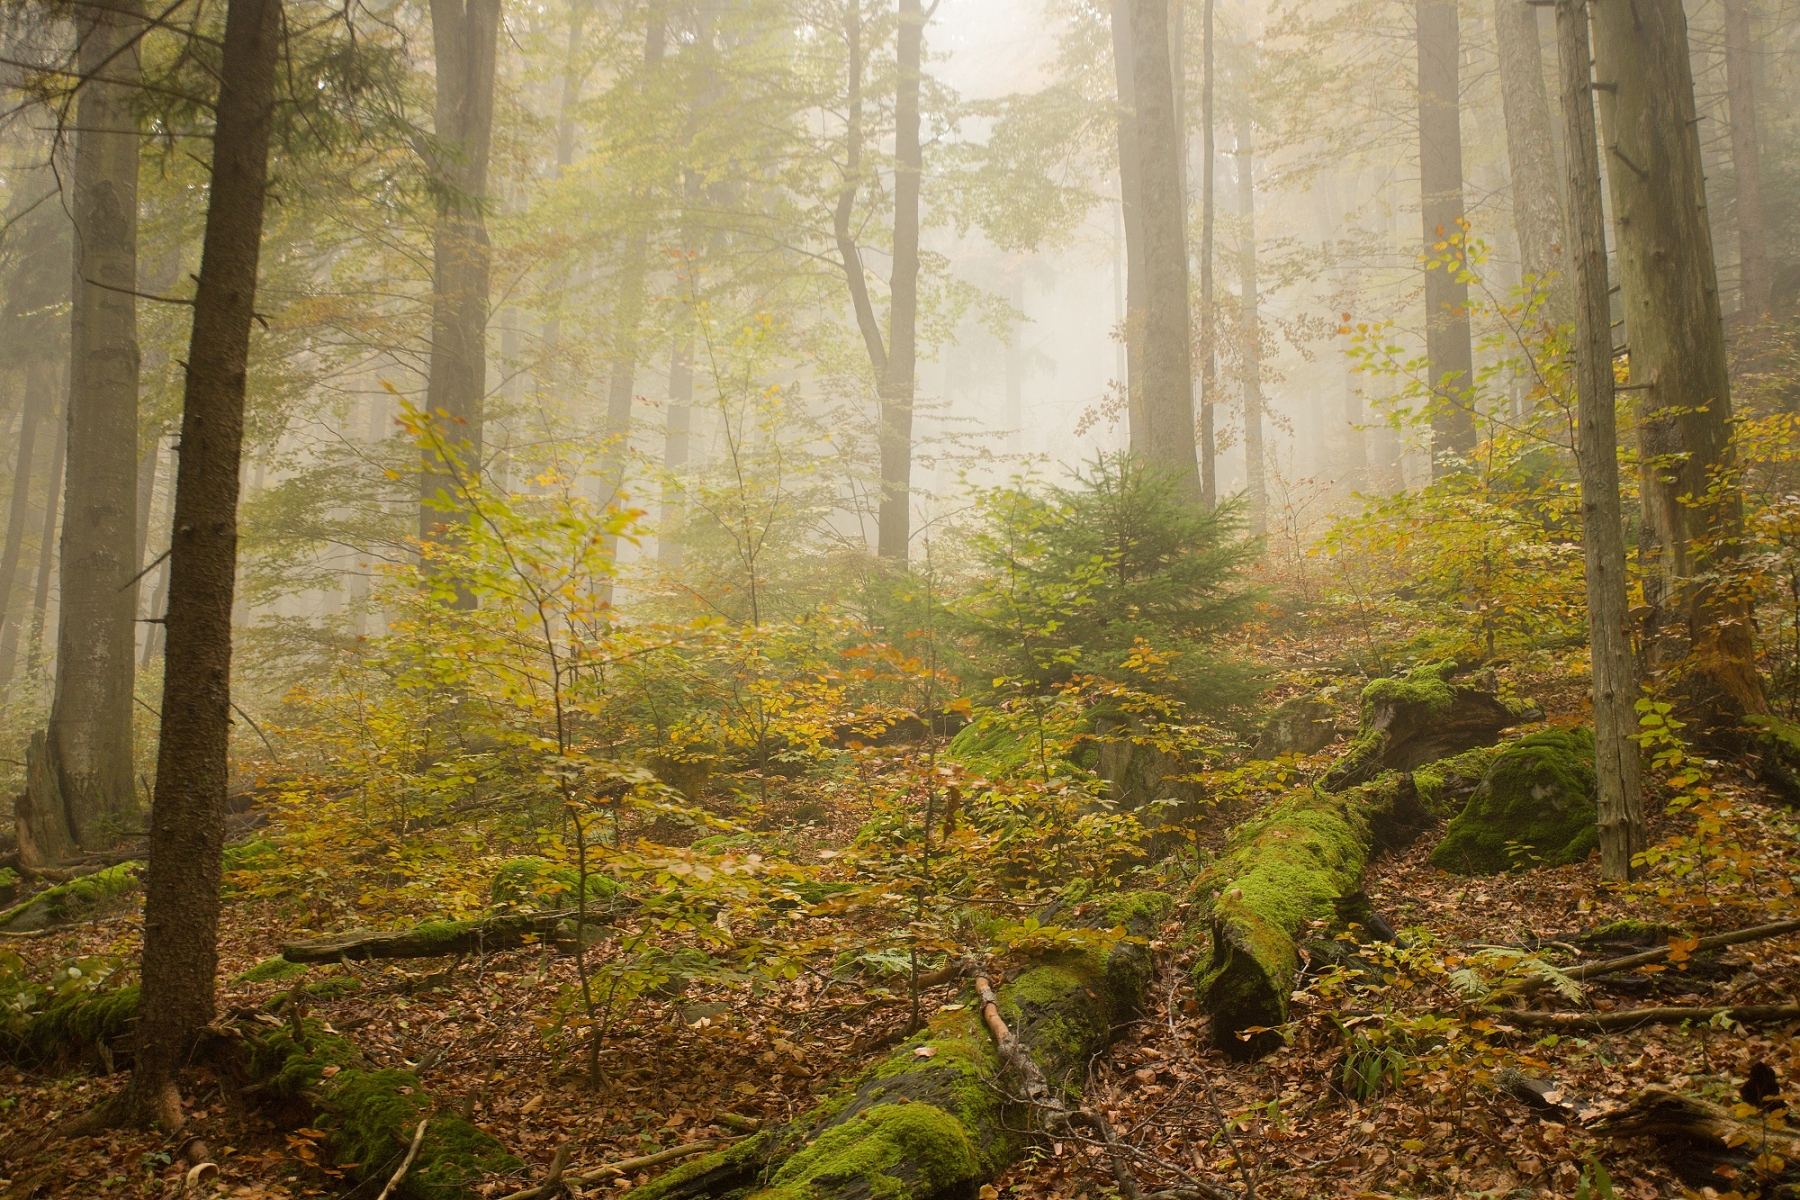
[1505,1003,1800,1032]
[1490,915,1800,1001]
[1195,772,1428,1058]
[0,861,140,933]
[632,891,1170,1200]
[281,910,594,963]
[1592,1085,1800,1194]
[1321,662,1539,792]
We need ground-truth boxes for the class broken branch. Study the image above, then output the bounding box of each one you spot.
[1505,1003,1800,1032]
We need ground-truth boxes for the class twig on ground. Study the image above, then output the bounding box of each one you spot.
[1504,1003,1800,1032]
[1492,916,1800,1001]
[493,1139,733,1200]
[374,1117,429,1200]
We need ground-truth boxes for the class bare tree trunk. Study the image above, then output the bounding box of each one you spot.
[1591,0,1765,738]
[35,0,145,856]
[1235,123,1266,533]
[877,0,926,561]
[1418,0,1475,472]
[1198,0,1217,509]
[1111,2,1147,443]
[23,394,66,680]
[419,0,500,548]
[661,318,693,565]
[1004,272,1022,454]
[0,362,46,670]
[123,0,280,1131]
[1721,0,1768,318]
[1556,0,1645,881]
[1496,0,1570,319]
[1128,0,1198,499]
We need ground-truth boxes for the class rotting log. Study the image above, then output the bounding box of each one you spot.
[280,910,596,963]
[0,861,140,932]
[631,892,1171,1200]
[1490,915,1800,1002]
[1195,773,1428,1059]
[1505,1003,1800,1032]
[1321,662,1540,792]
[1592,1085,1800,1194]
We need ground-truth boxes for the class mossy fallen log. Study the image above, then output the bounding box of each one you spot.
[0,862,141,932]
[632,892,1169,1200]
[0,982,139,1068]
[1321,663,1539,792]
[1194,773,1427,1060]
[281,910,589,963]
[1592,1085,1800,1194]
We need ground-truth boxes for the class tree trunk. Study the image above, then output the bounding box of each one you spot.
[37,0,145,855]
[1235,124,1267,534]
[1111,2,1147,444]
[1198,0,1217,509]
[1496,0,1570,320]
[1557,0,1645,882]
[419,0,501,547]
[1418,0,1475,472]
[1128,0,1198,499]
[123,0,280,1131]
[877,0,926,562]
[662,317,693,565]
[22,393,66,681]
[1004,272,1023,453]
[0,362,46,670]
[1590,0,1767,736]
[1721,0,1768,318]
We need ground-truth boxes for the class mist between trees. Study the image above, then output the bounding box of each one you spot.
[5,0,1800,1191]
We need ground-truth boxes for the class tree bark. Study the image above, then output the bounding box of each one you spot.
[1198,0,1217,510]
[419,0,501,548]
[1235,123,1266,534]
[0,362,46,672]
[1128,0,1199,500]
[38,0,145,854]
[22,392,66,681]
[1557,0,1645,882]
[1418,0,1476,472]
[1721,0,1768,318]
[124,0,280,1130]
[1496,0,1569,320]
[1111,2,1147,444]
[877,0,926,562]
[1590,0,1767,735]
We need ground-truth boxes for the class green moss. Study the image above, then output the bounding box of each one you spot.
[0,863,141,932]
[1193,788,1370,1058]
[1361,661,1457,715]
[760,1101,983,1200]
[0,867,17,905]
[238,957,309,984]
[1583,919,1680,945]
[1411,746,1504,816]
[1429,727,1599,875]
[488,857,618,910]
[223,839,279,873]
[1098,889,1173,929]
[261,976,362,1008]
[6,983,139,1067]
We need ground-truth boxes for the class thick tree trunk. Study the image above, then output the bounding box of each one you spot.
[1128,0,1199,499]
[38,0,145,854]
[1721,0,1768,318]
[877,0,926,562]
[1111,3,1147,443]
[1235,125,1267,534]
[1198,0,1216,510]
[1496,0,1569,319]
[1556,0,1645,882]
[1590,0,1767,736]
[419,0,500,547]
[1418,0,1476,472]
[123,0,280,1130]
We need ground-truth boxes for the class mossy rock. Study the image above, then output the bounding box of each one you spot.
[488,857,618,910]
[1322,663,1540,792]
[0,862,141,933]
[635,893,1163,1200]
[1251,695,1341,760]
[1429,727,1599,876]
[1411,745,1504,817]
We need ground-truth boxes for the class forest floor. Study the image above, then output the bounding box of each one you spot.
[4,653,1800,1198]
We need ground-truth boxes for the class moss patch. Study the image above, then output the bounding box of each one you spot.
[238,957,310,984]
[2,983,138,1068]
[0,862,141,933]
[1412,746,1504,817]
[760,1101,983,1200]
[1429,727,1599,875]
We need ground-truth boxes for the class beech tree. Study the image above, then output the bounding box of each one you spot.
[1417,0,1474,472]
[1496,0,1568,318]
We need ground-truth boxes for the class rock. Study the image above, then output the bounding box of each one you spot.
[1411,745,1504,817]
[1429,726,1599,875]
[681,1001,731,1026]
[1321,662,1541,791]
[1251,695,1342,759]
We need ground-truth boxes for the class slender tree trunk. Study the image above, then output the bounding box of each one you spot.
[23,395,66,680]
[1128,0,1198,499]
[1557,0,1645,881]
[123,0,280,1131]
[0,363,46,669]
[553,0,588,172]
[1004,272,1023,454]
[878,0,926,561]
[1198,0,1217,509]
[1496,0,1570,319]
[1590,0,1766,738]
[1235,124,1266,533]
[1111,2,1147,443]
[1721,0,1768,318]
[419,0,500,547]
[1418,0,1475,472]
[661,318,693,565]
[36,0,145,856]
